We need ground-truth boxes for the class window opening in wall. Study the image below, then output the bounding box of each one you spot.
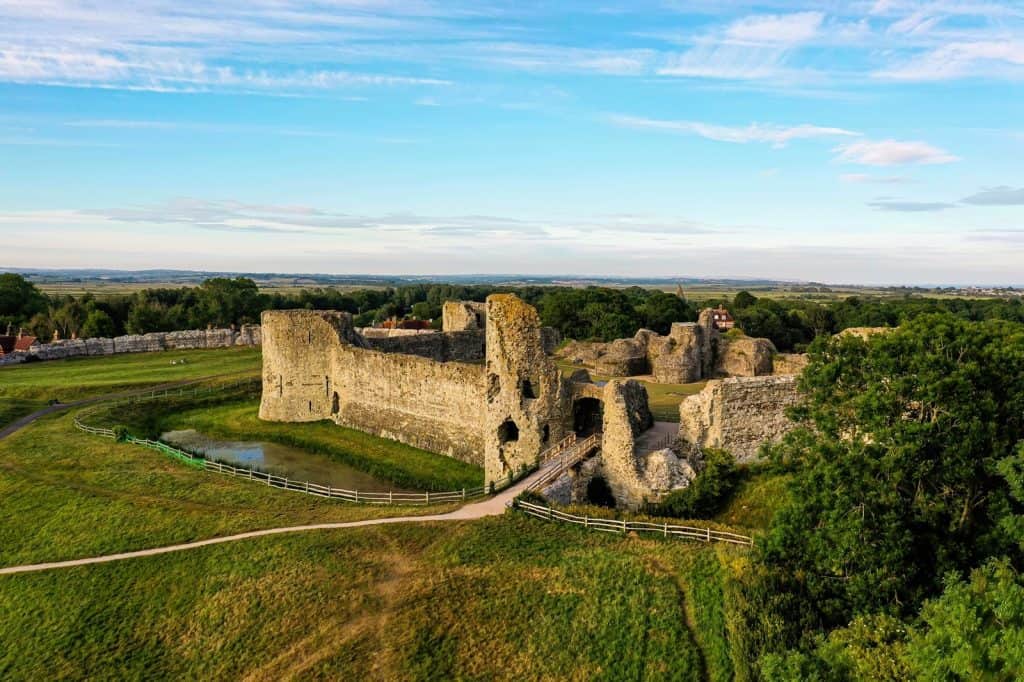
[542,424,550,444]
[331,391,340,415]
[521,378,538,400]
[573,398,603,436]
[498,419,519,443]
[308,400,313,413]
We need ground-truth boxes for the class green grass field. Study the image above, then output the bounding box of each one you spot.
[0,514,750,681]
[0,346,261,403]
[0,412,458,568]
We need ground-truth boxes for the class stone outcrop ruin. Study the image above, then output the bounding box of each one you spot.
[678,375,800,463]
[557,309,776,383]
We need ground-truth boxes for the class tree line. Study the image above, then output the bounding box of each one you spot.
[2,272,1023,353]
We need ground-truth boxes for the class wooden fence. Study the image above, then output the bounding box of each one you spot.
[526,432,602,493]
[514,499,753,546]
[72,378,514,505]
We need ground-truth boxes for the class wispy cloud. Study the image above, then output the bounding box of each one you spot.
[876,41,1024,81]
[608,114,857,146]
[834,139,959,165]
[725,12,824,45]
[960,186,1024,205]
[867,199,957,211]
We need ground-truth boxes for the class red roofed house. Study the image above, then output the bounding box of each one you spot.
[0,330,38,357]
[711,306,735,331]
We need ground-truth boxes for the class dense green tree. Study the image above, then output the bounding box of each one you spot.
[754,315,1024,644]
[0,273,47,331]
[655,449,738,519]
[79,309,116,338]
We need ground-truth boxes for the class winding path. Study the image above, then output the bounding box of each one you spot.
[0,467,543,576]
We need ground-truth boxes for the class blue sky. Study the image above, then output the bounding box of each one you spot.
[1,1,1022,285]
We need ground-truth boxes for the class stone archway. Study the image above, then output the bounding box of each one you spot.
[572,397,603,436]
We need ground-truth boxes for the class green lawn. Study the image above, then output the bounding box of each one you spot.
[0,514,750,681]
[91,396,484,492]
[0,412,457,568]
[559,361,705,423]
[0,346,261,402]
[0,398,46,430]
[712,467,791,531]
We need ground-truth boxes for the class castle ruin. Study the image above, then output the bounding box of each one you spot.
[260,294,800,508]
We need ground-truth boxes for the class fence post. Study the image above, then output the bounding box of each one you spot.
[584,515,588,528]
[462,488,466,500]
[425,491,430,505]
[328,484,332,497]
[664,522,668,537]
[389,490,393,504]
[547,505,552,520]
[706,527,711,543]
[622,518,627,534]
[355,489,359,503]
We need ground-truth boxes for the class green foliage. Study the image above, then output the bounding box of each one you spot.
[656,449,739,519]
[748,313,1024,664]
[79,309,115,338]
[111,425,129,442]
[909,558,1024,680]
[0,273,47,331]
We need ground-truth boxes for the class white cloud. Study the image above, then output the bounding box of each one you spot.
[867,199,956,211]
[876,41,1024,81]
[833,139,959,165]
[608,114,858,147]
[725,12,824,45]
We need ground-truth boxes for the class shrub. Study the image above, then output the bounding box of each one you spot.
[112,425,130,442]
[655,449,739,518]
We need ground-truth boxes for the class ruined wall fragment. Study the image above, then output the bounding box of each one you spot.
[442,301,487,332]
[678,375,800,463]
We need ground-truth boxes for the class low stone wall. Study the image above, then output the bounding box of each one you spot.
[0,325,261,366]
[678,375,800,463]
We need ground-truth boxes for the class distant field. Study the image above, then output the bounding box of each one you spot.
[0,346,261,403]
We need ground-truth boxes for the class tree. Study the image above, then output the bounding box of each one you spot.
[733,290,758,309]
[909,559,1024,680]
[754,314,1024,643]
[0,273,47,329]
[79,309,116,338]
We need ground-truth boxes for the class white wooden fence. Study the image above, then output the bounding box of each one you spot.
[514,499,753,546]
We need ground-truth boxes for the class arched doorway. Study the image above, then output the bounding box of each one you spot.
[572,398,602,436]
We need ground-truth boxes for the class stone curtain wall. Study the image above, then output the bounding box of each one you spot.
[333,345,486,465]
[260,308,487,466]
[362,330,486,363]
[0,325,261,366]
[678,375,800,463]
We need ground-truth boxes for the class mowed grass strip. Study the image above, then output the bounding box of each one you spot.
[160,400,484,491]
[0,346,262,402]
[0,398,46,430]
[0,413,457,567]
[0,515,739,681]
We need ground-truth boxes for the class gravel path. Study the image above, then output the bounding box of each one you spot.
[0,471,540,575]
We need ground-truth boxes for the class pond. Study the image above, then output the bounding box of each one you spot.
[160,429,416,492]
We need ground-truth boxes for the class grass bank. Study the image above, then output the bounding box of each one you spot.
[0,412,457,568]
[0,398,45,430]
[0,514,747,681]
[92,395,484,492]
[0,346,261,402]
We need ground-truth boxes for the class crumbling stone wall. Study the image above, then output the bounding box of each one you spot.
[599,379,655,509]
[442,301,487,332]
[678,375,800,463]
[362,330,485,362]
[773,353,809,375]
[483,294,572,485]
[557,309,774,383]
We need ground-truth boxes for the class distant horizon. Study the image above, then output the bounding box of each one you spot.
[5,266,1022,290]
[2,2,1021,284]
